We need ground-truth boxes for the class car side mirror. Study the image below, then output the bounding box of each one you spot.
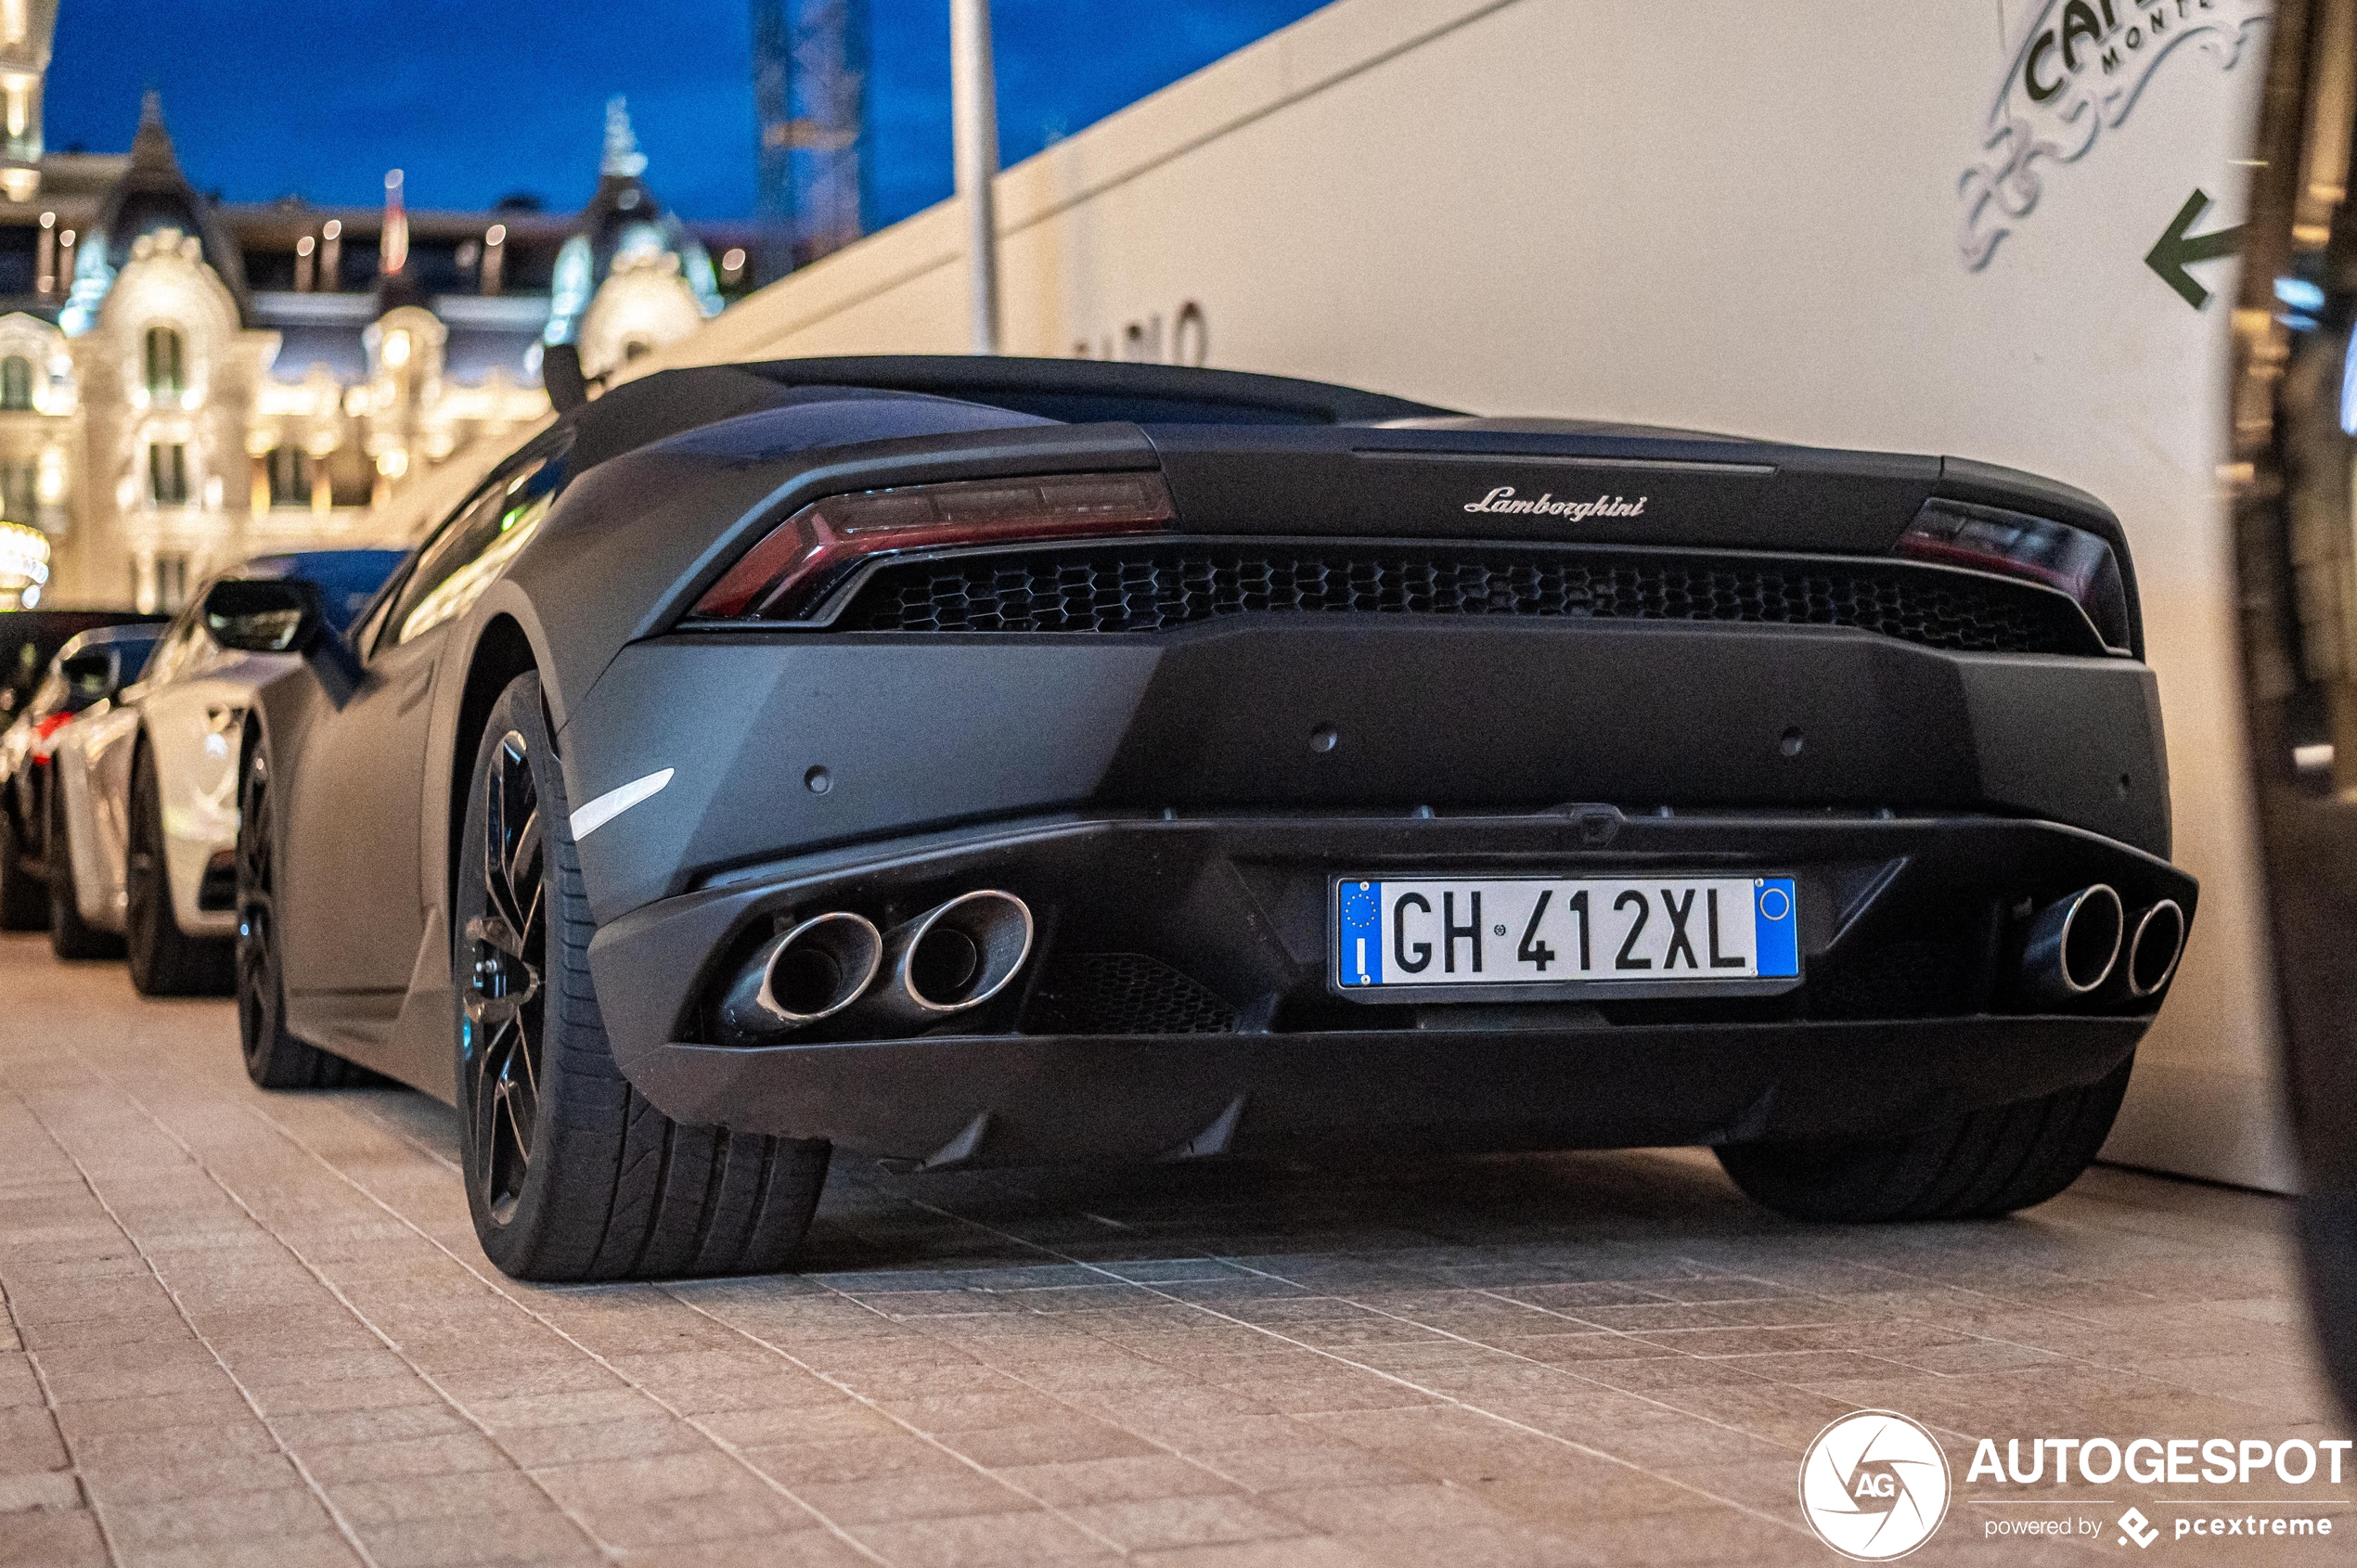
[202,577,362,707]
[203,578,325,654]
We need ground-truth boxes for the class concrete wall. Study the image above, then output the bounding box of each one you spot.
[643,0,2290,1188]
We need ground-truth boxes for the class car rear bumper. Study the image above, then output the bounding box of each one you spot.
[562,618,2173,928]
[609,1014,2149,1169]
[585,809,2193,1163]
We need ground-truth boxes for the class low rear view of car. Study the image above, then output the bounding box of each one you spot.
[584,392,2188,1227]
[212,360,2194,1281]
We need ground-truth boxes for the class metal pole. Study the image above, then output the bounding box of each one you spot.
[950,0,1001,354]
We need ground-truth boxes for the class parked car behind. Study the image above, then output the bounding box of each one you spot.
[48,550,405,986]
[0,622,165,941]
[0,609,161,723]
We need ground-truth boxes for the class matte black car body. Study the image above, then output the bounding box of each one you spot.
[239,357,2191,1181]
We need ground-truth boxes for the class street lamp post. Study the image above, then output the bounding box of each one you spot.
[950,0,1001,354]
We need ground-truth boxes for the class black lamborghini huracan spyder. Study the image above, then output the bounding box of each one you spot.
[206,356,2195,1280]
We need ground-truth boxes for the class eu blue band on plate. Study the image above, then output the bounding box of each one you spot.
[1337,880,1384,986]
[1755,877,1798,977]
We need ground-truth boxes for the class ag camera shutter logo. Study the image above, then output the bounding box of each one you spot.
[1799,1410,1952,1560]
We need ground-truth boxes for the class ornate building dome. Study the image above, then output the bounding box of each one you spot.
[544,98,723,374]
[60,93,249,337]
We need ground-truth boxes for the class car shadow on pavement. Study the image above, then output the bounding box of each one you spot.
[328,1074,2123,1292]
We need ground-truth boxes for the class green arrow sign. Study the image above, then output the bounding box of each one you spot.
[2145,188,2246,310]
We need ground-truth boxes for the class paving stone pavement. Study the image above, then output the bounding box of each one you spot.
[0,933,2351,1566]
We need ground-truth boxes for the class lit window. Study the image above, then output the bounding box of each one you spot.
[155,553,190,613]
[267,446,310,508]
[0,461,32,521]
[148,442,188,505]
[144,327,185,399]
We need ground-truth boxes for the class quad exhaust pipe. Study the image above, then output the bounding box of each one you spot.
[718,912,884,1043]
[2017,885,2187,1008]
[2020,883,2123,1004]
[2119,898,2186,1001]
[847,890,1036,1032]
[717,892,1035,1044]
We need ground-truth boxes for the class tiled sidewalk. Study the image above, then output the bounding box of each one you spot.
[0,933,2348,1566]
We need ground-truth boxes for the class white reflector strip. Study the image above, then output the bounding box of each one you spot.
[570,767,674,841]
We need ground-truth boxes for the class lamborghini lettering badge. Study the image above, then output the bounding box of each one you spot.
[1462,486,1648,521]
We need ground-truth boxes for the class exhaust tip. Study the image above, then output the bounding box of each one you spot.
[719,911,882,1042]
[2125,899,2187,999]
[2022,883,2123,1004]
[897,890,1035,1013]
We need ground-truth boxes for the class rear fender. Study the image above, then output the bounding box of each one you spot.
[367,585,557,1106]
[430,582,560,943]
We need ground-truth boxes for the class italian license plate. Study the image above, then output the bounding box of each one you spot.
[1332,875,1798,999]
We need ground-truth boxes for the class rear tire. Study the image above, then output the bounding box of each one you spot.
[125,740,232,996]
[1716,1054,2135,1223]
[45,779,120,960]
[236,745,361,1088]
[456,672,829,1281]
[0,801,44,931]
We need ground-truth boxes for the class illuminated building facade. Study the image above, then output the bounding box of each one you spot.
[0,0,762,610]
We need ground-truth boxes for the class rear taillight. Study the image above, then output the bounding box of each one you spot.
[1897,498,2132,652]
[692,470,1176,622]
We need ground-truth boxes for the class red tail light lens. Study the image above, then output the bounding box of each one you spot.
[1897,498,2132,652]
[692,470,1176,622]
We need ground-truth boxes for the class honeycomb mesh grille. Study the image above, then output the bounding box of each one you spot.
[1022,953,1239,1035]
[836,545,2097,654]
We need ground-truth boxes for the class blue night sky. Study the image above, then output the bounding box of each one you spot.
[46,1,1329,226]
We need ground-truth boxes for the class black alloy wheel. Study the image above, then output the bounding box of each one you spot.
[125,741,232,996]
[463,728,546,1225]
[454,671,830,1280]
[235,746,354,1088]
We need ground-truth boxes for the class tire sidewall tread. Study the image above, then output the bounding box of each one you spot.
[1717,1055,2136,1225]
[456,672,827,1282]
